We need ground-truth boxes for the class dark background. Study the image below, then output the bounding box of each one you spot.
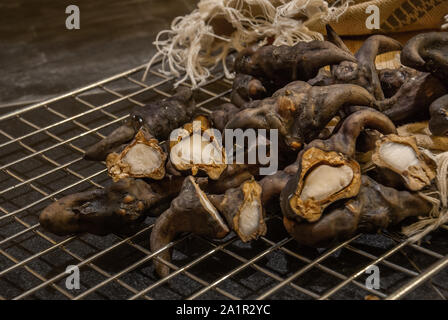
[0,0,197,108]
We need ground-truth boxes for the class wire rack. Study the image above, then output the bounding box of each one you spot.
[0,60,447,300]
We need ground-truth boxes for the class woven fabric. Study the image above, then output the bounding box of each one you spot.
[310,0,448,35]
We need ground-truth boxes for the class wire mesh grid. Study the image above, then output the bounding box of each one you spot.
[0,60,447,300]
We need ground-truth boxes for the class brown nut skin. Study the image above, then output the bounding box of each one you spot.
[326,25,402,100]
[39,177,184,236]
[325,27,447,122]
[401,32,448,82]
[378,67,419,98]
[371,134,436,191]
[234,40,356,89]
[204,163,260,195]
[377,72,447,124]
[429,94,448,136]
[209,179,266,242]
[259,161,300,205]
[83,119,136,162]
[230,74,268,108]
[225,81,376,151]
[280,108,396,223]
[330,34,402,100]
[84,87,195,161]
[306,108,397,157]
[283,175,433,248]
[325,24,351,55]
[209,103,240,132]
[150,176,229,278]
[307,68,335,86]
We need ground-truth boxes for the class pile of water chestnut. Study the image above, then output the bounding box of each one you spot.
[39,26,448,278]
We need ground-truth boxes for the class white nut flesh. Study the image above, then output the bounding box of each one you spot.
[300,165,353,201]
[238,199,262,237]
[122,144,163,175]
[378,142,419,173]
[170,134,224,166]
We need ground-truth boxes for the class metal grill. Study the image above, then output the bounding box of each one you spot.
[0,60,447,300]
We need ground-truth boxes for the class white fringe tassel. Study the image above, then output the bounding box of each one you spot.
[442,14,448,30]
[401,151,448,243]
[142,0,351,87]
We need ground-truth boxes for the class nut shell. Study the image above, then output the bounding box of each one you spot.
[106,130,167,182]
[288,147,361,222]
[371,134,436,191]
[170,117,227,180]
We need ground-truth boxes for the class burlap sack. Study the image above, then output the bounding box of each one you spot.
[311,0,448,35]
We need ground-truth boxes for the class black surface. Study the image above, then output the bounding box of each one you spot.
[0,0,196,106]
